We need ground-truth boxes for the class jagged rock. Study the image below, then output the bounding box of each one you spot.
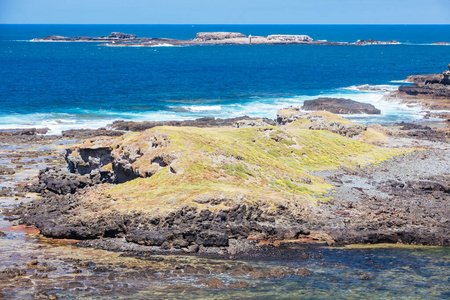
[276,109,367,137]
[276,107,308,125]
[302,98,381,114]
[62,129,124,139]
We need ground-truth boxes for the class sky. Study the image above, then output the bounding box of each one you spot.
[1,0,449,24]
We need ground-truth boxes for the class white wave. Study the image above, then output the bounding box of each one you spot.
[390,80,408,83]
[150,43,179,47]
[342,84,399,93]
[181,105,222,112]
[0,86,429,135]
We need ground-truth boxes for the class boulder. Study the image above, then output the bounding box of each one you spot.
[302,98,381,114]
[276,107,308,125]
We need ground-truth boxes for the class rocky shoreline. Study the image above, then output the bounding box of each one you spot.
[385,64,450,120]
[32,31,402,47]
[2,106,447,259]
[0,94,448,298]
[2,65,450,255]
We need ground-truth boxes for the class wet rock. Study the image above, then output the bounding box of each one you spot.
[296,268,313,277]
[34,291,53,299]
[228,266,255,276]
[201,277,226,289]
[44,266,57,272]
[31,273,48,279]
[77,261,92,268]
[302,98,381,114]
[360,273,371,280]
[269,268,292,277]
[249,270,268,279]
[0,167,15,176]
[0,268,26,279]
[26,259,39,268]
[93,266,109,273]
[16,277,33,286]
[0,231,5,238]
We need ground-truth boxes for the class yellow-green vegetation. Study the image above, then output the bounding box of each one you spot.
[97,116,408,215]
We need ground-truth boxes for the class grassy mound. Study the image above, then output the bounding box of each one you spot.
[79,118,408,215]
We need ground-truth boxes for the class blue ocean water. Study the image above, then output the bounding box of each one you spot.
[1,25,449,133]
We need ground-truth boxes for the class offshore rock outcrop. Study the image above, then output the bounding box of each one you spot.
[387,63,450,113]
[33,31,401,47]
[302,98,381,115]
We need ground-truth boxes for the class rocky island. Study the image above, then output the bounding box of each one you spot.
[32,31,401,46]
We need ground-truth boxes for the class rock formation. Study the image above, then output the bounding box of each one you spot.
[18,112,417,251]
[386,63,450,113]
[302,98,381,114]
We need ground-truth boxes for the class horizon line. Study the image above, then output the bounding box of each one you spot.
[1,23,450,26]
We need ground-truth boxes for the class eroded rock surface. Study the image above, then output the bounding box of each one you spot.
[387,64,450,113]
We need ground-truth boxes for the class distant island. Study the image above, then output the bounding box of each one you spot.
[32,31,402,46]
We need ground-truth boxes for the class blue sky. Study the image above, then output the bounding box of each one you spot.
[1,0,449,24]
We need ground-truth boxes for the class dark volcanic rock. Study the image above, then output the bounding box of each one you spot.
[30,167,111,195]
[302,98,381,114]
[111,116,276,131]
[0,128,48,136]
[315,149,450,247]
[398,84,450,98]
[398,69,450,100]
[62,129,124,139]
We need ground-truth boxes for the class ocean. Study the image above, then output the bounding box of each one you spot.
[1,24,450,133]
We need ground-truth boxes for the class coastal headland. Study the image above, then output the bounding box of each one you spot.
[32,31,401,46]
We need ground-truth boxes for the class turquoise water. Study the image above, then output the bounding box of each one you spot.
[1,25,450,133]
